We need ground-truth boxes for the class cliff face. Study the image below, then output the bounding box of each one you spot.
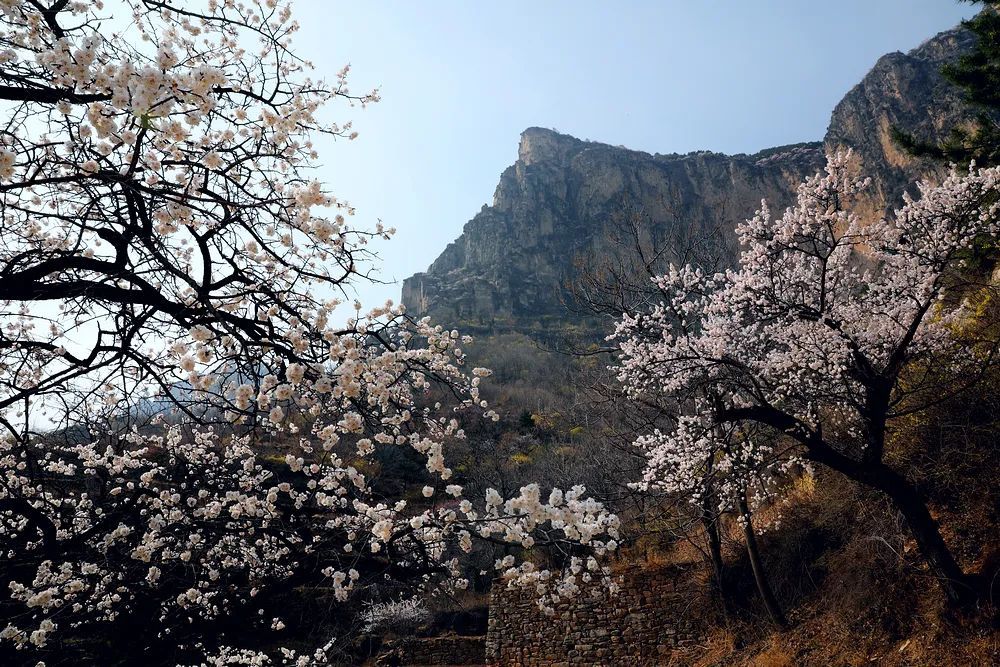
[824,26,976,216]
[402,25,975,330]
[401,133,823,326]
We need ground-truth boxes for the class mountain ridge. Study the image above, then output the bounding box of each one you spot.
[402,24,976,331]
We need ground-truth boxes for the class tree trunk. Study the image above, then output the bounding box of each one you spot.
[739,495,788,628]
[868,465,976,607]
[700,497,731,612]
[804,439,976,608]
[722,404,976,607]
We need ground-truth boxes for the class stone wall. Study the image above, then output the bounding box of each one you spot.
[374,634,485,666]
[485,564,711,666]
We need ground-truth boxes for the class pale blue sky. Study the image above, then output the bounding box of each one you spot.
[292,1,979,309]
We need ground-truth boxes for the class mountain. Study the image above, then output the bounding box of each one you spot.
[825,25,976,217]
[401,25,976,333]
[401,131,823,332]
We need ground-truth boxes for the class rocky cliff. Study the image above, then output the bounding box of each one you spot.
[825,25,976,218]
[401,133,823,329]
[402,25,975,331]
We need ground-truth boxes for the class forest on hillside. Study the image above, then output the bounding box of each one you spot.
[0,2,997,666]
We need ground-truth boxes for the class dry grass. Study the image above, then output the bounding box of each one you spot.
[658,415,1000,667]
[669,469,1000,666]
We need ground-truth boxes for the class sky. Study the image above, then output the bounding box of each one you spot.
[291,1,980,309]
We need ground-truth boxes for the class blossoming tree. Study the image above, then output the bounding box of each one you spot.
[614,153,1000,607]
[0,1,617,664]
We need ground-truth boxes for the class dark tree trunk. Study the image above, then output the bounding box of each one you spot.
[867,465,976,607]
[739,495,788,628]
[719,401,977,608]
[803,438,976,608]
[700,496,731,612]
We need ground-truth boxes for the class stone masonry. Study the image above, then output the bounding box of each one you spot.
[374,635,486,666]
[485,564,711,666]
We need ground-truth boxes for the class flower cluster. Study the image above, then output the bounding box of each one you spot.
[0,415,618,659]
[614,153,1000,513]
[0,1,618,663]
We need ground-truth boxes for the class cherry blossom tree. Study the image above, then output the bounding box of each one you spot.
[614,152,1000,608]
[568,204,794,619]
[0,1,618,664]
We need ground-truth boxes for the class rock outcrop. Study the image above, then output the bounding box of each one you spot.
[401,132,823,328]
[402,25,975,333]
[825,26,976,218]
